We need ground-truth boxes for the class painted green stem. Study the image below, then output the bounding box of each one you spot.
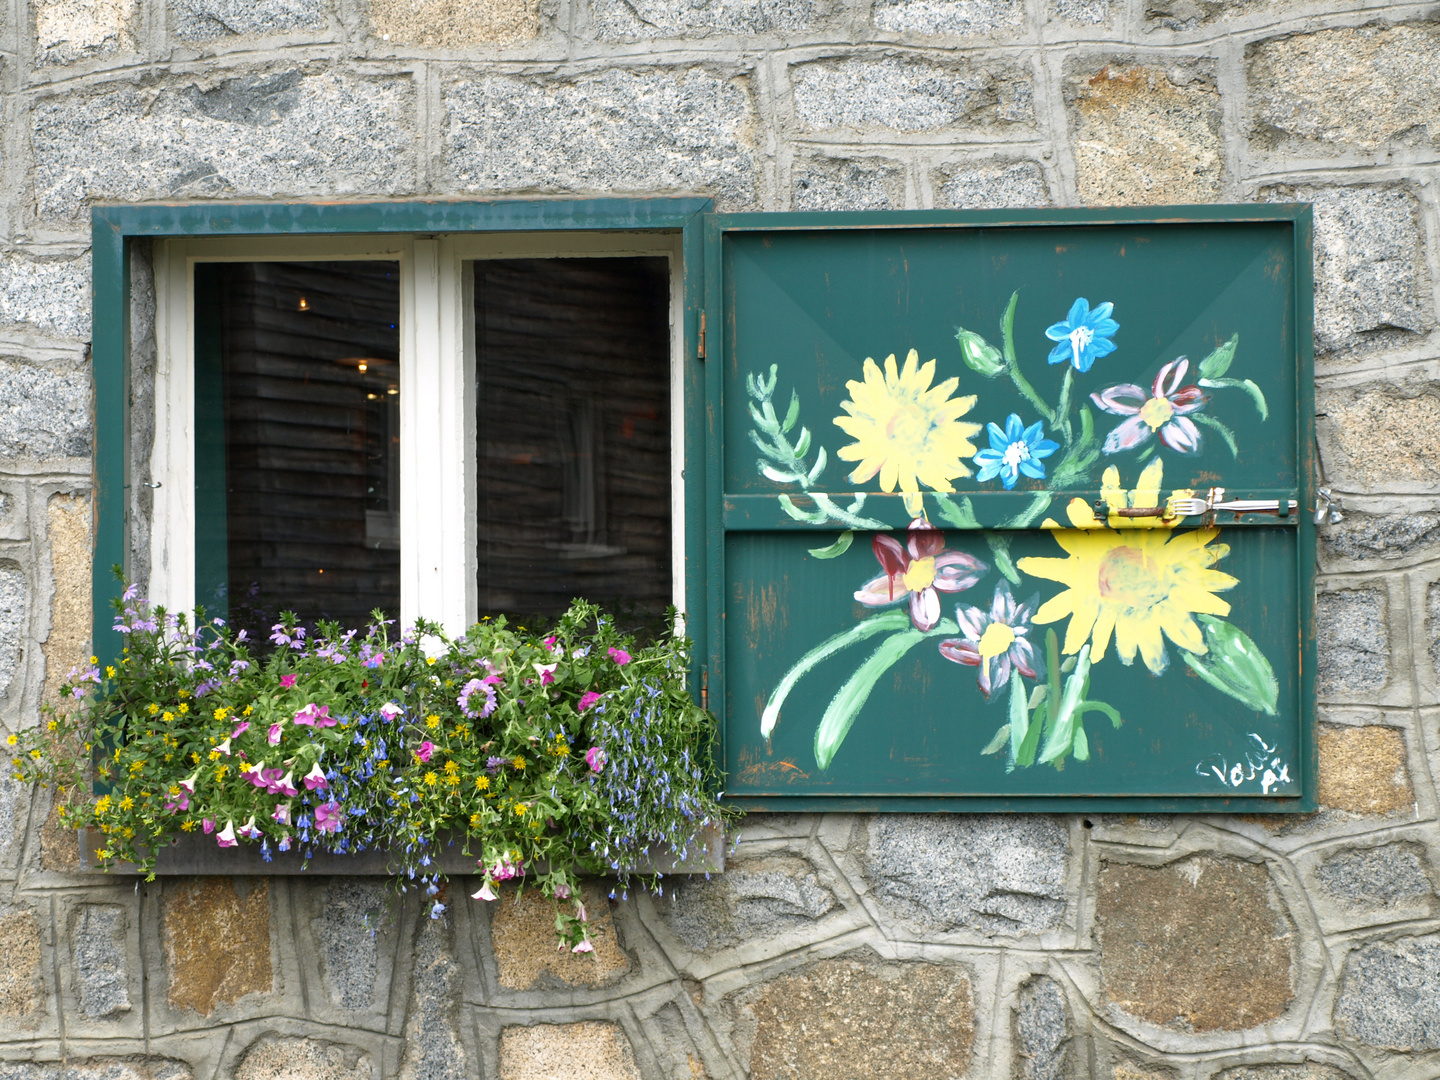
[1000,291,1055,425]
[761,610,911,743]
[813,619,957,770]
[1039,644,1093,764]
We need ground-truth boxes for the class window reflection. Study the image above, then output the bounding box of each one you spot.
[472,257,672,631]
[194,260,401,642]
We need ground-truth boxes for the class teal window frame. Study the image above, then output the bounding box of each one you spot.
[92,200,1315,814]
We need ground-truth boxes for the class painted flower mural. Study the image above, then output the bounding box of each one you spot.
[1016,462,1238,675]
[1044,297,1119,372]
[855,522,988,632]
[833,349,982,517]
[939,583,1043,698]
[972,414,1060,489]
[1091,357,1208,455]
[749,291,1281,775]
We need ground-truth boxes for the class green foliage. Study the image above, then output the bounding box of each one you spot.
[8,585,731,946]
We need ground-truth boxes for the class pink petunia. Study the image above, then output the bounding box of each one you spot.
[230,720,250,739]
[577,691,602,713]
[272,801,292,825]
[293,703,335,728]
[217,821,238,847]
[607,647,631,665]
[414,741,434,764]
[854,520,988,632]
[379,702,403,720]
[1091,357,1208,456]
[572,938,594,954]
[202,818,216,834]
[267,722,284,746]
[303,762,328,791]
[471,880,498,902]
[237,816,263,841]
[279,674,298,689]
[585,746,608,774]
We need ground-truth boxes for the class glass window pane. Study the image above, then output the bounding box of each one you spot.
[472,257,672,630]
[194,260,400,641]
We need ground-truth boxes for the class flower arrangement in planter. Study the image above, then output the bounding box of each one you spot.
[9,584,729,950]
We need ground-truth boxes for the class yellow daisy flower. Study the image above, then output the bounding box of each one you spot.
[833,349,981,516]
[1016,461,1237,675]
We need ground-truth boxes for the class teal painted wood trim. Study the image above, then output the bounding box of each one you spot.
[703,212,726,740]
[91,216,129,668]
[724,794,1309,812]
[93,197,712,238]
[681,208,709,713]
[709,203,1314,232]
[721,490,1302,531]
[1294,205,1318,813]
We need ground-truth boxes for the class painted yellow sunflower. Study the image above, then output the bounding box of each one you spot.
[1054,458,1194,531]
[1016,461,1236,674]
[833,349,981,516]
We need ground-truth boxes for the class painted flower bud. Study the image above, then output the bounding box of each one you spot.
[955,327,1006,377]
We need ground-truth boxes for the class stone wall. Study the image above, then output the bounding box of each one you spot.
[1,0,1439,1073]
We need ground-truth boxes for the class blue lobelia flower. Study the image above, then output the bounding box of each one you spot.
[973,414,1060,489]
[1045,297,1119,372]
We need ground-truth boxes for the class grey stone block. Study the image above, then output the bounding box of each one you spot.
[0,359,91,460]
[1217,1065,1358,1080]
[33,71,418,226]
[171,0,329,41]
[234,1035,373,1080]
[0,775,24,869]
[792,156,905,211]
[870,0,1023,36]
[1316,588,1388,697]
[313,881,385,1010]
[1429,582,1440,687]
[71,905,130,1019]
[1318,844,1433,909]
[1335,933,1440,1049]
[1248,23,1440,156]
[0,1062,191,1080]
[790,55,1032,134]
[1321,512,1440,565]
[34,0,138,65]
[1266,185,1427,356]
[1016,976,1068,1080]
[864,814,1068,934]
[399,916,468,1080]
[654,853,836,951]
[0,253,91,339]
[1051,0,1105,24]
[934,159,1048,208]
[0,567,24,701]
[443,67,756,209]
[591,0,831,40]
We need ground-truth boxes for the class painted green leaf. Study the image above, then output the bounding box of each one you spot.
[1006,668,1029,768]
[814,623,952,770]
[1198,333,1238,379]
[1072,723,1089,762]
[1181,615,1279,715]
[1200,376,1269,420]
[808,531,854,559]
[956,326,1006,376]
[981,724,1011,755]
[1193,412,1238,457]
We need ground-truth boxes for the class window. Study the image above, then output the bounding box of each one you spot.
[94,200,1314,811]
[138,221,694,643]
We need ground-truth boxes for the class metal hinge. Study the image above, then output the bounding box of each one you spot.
[698,312,707,360]
[701,668,709,711]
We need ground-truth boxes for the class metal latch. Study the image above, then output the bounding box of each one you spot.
[1314,487,1343,525]
[1104,487,1299,520]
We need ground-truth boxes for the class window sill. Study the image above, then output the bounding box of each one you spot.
[76,824,724,876]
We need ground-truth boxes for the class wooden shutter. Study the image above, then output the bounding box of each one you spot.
[705,208,1315,811]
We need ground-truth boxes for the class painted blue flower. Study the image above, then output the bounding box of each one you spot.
[1045,298,1119,372]
[973,414,1060,489]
